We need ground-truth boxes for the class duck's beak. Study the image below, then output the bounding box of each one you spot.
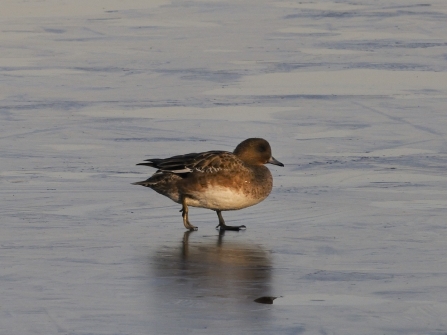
[268,156,284,167]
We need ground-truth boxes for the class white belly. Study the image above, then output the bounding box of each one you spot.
[186,187,265,211]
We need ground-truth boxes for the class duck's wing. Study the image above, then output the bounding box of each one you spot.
[137,151,246,174]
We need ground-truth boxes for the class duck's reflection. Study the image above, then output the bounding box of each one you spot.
[149,231,273,330]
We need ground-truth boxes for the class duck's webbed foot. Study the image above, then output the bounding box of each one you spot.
[215,210,246,231]
[180,197,197,231]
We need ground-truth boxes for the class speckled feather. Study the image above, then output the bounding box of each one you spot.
[137,151,250,174]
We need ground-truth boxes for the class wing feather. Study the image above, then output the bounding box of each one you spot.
[136,151,246,174]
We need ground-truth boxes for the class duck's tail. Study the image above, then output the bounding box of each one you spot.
[131,179,155,187]
[136,161,157,168]
[131,170,180,187]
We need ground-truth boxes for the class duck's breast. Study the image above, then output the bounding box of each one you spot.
[184,166,273,210]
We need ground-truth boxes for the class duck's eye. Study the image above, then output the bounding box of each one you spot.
[257,144,267,153]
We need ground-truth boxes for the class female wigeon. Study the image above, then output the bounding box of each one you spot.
[133,138,283,231]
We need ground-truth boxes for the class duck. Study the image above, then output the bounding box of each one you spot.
[133,138,283,231]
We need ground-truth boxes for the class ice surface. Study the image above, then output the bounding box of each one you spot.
[1,0,447,334]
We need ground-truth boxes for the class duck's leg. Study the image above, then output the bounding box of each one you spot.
[180,196,198,231]
[215,210,246,231]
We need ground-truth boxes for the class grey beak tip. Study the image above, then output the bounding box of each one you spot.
[269,157,284,167]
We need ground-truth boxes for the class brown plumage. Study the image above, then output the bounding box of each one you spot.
[133,138,283,231]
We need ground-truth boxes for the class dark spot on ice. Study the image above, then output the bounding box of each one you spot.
[254,296,277,304]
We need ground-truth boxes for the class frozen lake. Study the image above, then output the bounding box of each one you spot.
[2,1,447,334]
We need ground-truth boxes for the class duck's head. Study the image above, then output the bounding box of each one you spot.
[233,138,284,167]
